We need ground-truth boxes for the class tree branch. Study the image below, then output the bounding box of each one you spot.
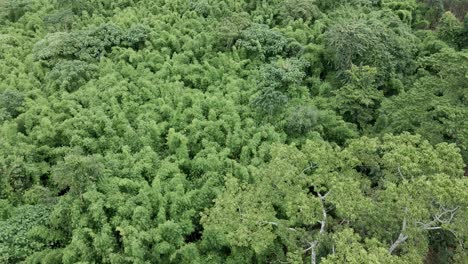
[389,207,408,254]
[260,221,297,232]
[389,205,461,255]
[300,162,317,177]
[317,191,329,235]
[397,166,405,179]
[304,191,330,264]
[416,206,459,230]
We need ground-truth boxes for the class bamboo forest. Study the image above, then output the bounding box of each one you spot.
[0,0,467,263]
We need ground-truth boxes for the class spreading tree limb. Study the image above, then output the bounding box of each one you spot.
[304,191,330,264]
[388,208,408,254]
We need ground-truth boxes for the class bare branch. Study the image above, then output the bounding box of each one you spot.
[305,191,330,264]
[416,206,459,230]
[301,162,317,175]
[339,219,349,226]
[389,205,461,255]
[303,241,317,253]
[304,241,319,264]
[317,191,329,235]
[389,232,408,254]
[265,221,279,226]
[389,207,408,254]
[259,221,298,232]
[318,191,330,200]
[423,226,442,230]
[397,166,405,179]
[311,242,317,264]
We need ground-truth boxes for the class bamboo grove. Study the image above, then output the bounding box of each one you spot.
[0,0,467,263]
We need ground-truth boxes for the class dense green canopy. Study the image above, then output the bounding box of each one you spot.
[0,0,467,263]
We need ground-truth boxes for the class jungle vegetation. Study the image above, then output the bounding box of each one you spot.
[0,0,467,263]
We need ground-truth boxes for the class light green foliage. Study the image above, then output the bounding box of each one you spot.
[203,134,467,262]
[345,133,464,183]
[321,228,404,264]
[338,134,467,262]
[202,143,323,262]
[0,0,467,263]
[382,0,418,24]
[189,0,211,18]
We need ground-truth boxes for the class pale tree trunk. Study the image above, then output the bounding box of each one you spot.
[389,208,408,254]
[306,191,329,264]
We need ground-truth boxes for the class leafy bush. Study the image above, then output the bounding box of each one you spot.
[0,90,24,121]
[34,23,149,63]
[0,205,51,263]
[324,11,416,85]
[251,87,289,116]
[46,60,98,92]
[236,23,288,59]
[284,105,318,135]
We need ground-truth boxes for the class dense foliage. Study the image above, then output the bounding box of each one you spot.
[0,0,467,263]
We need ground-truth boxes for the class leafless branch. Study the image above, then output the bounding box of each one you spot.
[389,207,408,254]
[397,166,405,179]
[304,191,330,264]
[303,241,317,253]
[389,205,461,255]
[317,191,329,235]
[302,162,317,174]
[304,241,318,264]
[416,206,459,230]
[339,219,349,226]
[260,221,298,232]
